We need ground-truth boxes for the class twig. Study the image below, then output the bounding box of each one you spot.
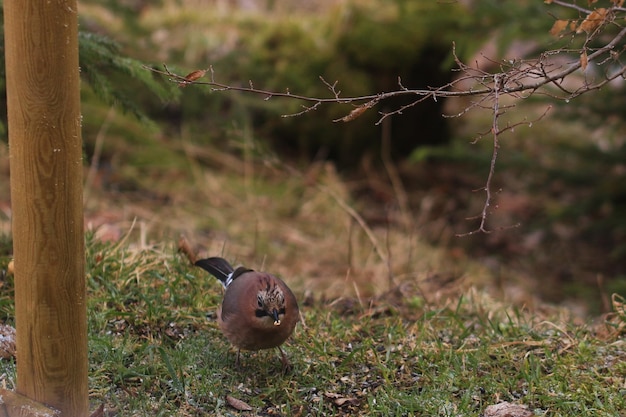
[460,73,504,236]
[145,21,626,110]
[84,105,116,204]
[316,182,389,268]
[142,2,626,234]
[457,104,552,237]
[276,162,390,273]
[548,0,592,14]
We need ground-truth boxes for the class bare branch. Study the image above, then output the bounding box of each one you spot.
[146,22,626,113]
[549,0,592,14]
[319,76,342,99]
[469,73,503,235]
[458,105,553,236]
[281,101,322,118]
[144,2,626,234]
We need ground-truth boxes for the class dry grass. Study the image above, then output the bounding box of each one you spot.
[78,143,504,304]
[0,132,550,308]
[0,144,625,415]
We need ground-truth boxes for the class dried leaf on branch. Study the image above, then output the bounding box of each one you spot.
[179,69,207,87]
[577,8,608,33]
[580,50,589,71]
[549,19,569,36]
[334,100,378,123]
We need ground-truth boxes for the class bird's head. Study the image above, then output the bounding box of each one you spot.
[255,280,286,326]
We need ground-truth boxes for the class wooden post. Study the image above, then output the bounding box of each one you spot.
[4,0,88,416]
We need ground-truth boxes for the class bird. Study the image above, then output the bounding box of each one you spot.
[194,257,299,369]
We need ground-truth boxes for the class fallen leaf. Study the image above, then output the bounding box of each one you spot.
[596,293,626,339]
[0,324,16,359]
[177,235,197,264]
[226,394,253,411]
[89,404,105,417]
[484,402,534,417]
[334,397,360,407]
[324,392,360,407]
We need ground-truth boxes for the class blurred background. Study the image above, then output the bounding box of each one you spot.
[0,0,624,315]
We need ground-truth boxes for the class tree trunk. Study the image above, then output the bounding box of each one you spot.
[4,0,88,415]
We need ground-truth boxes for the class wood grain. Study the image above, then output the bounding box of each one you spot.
[0,389,59,417]
[4,0,88,416]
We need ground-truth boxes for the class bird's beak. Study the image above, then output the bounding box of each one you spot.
[271,309,281,326]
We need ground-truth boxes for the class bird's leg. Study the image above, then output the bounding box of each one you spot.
[235,349,241,367]
[278,347,292,372]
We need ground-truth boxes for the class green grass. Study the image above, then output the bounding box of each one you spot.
[1,236,623,416]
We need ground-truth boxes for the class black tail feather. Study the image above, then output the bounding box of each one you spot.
[194,257,234,285]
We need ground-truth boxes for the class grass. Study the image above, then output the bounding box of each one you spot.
[1,117,625,415]
[0,2,624,413]
[1,232,623,416]
[1,71,625,414]
[0,134,625,415]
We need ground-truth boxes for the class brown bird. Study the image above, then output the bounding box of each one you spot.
[194,257,299,369]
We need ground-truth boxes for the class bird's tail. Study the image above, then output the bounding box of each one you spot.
[194,257,235,287]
